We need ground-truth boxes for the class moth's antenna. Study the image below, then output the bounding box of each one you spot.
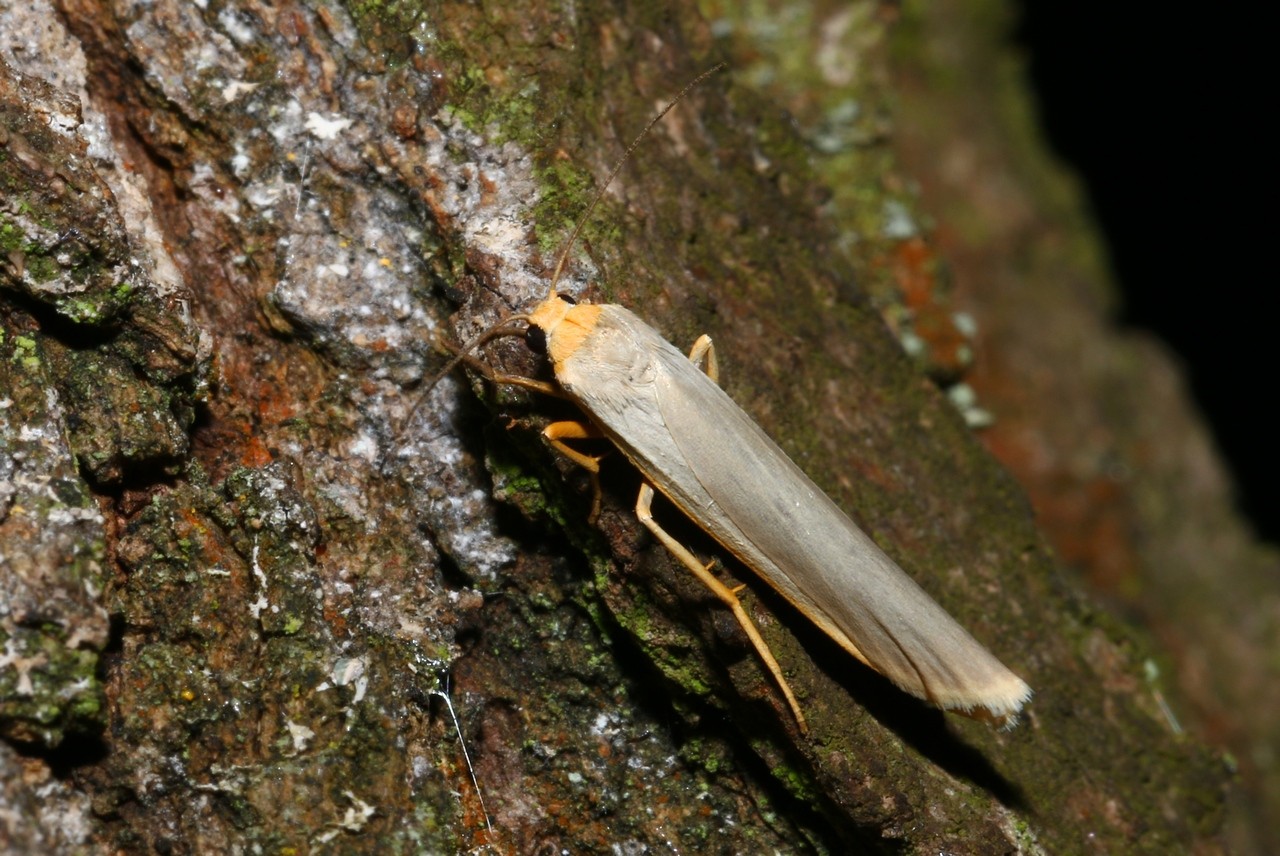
[423,317,532,391]
[393,63,726,450]
[546,62,727,296]
[393,316,531,443]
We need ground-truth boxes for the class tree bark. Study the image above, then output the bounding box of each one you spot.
[1,0,1239,853]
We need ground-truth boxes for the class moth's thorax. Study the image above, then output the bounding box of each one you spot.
[528,295,601,367]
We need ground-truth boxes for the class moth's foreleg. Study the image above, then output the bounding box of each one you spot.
[473,358,566,398]
[543,420,606,522]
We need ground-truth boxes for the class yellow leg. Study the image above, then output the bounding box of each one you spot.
[468,357,565,398]
[635,484,808,734]
[686,334,718,384]
[490,373,563,397]
[544,420,605,522]
[397,351,562,446]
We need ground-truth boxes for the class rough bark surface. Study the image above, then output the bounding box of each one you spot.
[0,0,1242,853]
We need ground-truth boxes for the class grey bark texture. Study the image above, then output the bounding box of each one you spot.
[1,0,1259,853]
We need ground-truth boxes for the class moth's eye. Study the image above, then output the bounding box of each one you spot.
[560,293,577,305]
[526,325,547,355]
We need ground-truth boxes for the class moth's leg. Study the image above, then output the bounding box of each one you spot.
[461,354,567,398]
[686,334,719,385]
[490,373,564,397]
[397,355,563,453]
[544,420,606,522]
[634,483,808,735]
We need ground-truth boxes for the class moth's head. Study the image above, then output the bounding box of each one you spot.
[526,291,598,365]
[525,290,576,350]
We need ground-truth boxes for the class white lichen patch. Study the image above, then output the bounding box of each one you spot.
[0,0,87,96]
[421,110,596,310]
[313,790,377,843]
[248,540,269,621]
[220,79,259,104]
[880,198,918,239]
[122,1,248,114]
[338,791,376,831]
[305,111,355,141]
[285,719,315,753]
[0,347,110,653]
[947,382,995,429]
[0,638,48,696]
[386,378,518,582]
[327,656,369,705]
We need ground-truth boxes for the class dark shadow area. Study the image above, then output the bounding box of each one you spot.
[1,290,198,494]
[0,288,121,351]
[628,488,1026,846]
[7,729,110,780]
[764,578,1027,811]
[1015,3,1275,541]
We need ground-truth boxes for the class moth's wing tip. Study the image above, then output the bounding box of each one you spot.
[961,676,1033,729]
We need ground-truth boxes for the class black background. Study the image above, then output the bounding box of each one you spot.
[1016,6,1274,541]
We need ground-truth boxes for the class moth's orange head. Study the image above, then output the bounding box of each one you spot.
[527,293,600,366]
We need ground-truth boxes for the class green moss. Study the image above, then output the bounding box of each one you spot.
[25,253,59,284]
[489,462,558,522]
[13,337,40,370]
[531,157,596,257]
[759,756,818,804]
[58,292,118,324]
[0,214,40,258]
[0,628,105,745]
[343,0,433,63]
[635,633,713,701]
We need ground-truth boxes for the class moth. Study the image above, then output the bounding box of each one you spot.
[436,66,1031,734]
